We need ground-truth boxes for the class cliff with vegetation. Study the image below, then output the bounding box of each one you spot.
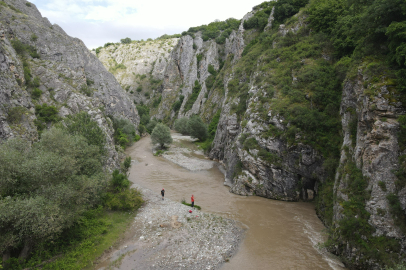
[95,37,179,105]
[0,0,139,165]
[97,0,406,268]
[0,0,142,265]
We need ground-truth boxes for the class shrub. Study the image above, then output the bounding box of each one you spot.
[146,119,158,133]
[174,117,189,134]
[123,156,131,172]
[140,114,150,126]
[31,88,42,99]
[103,170,143,211]
[387,193,406,233]
[152,96,162,108]
[30,34,37,41]
[136,85,142,92]
[7,106,26,124]
[184,80,201,112]
[196,54,203,63]
[208,64,217,76]
[183,18,240,43]
[208,110,220,139]
[86,78,94,86]
[138,124,146,134]
[11,39,40,58]
[187,115,208,141]
[34,104,59,132]
[111,169,130,191]
[23,62,31,84]
[32,76,40,87]
[151,123,172,149]
[80,84,93,97]
[103,188,143,211]
[378,181,387,192]
[157,33,182,39]
[120,37,132,44]
[112,117,137,148]
[63,112,106,154]
[136,104,149,118]
[172,95,184,113]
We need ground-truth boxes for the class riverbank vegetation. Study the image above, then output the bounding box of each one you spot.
[0,114,143,269]
[181,199,202,210]
[111,116,140,149]
[151,123,173,149]
[174,113,220,152]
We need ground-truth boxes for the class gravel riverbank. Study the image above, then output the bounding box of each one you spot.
[98,184,244,270]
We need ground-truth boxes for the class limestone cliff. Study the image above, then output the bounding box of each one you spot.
[0,0,139,169]
[96,38,179,105]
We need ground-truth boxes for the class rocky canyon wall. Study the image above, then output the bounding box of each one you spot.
[0,0,139,169]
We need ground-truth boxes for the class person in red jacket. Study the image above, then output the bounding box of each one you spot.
[191,194,194,208]
[161,188,165,200]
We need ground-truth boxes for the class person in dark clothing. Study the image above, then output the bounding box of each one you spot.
[191,194,194,208]
[161,188,165,200]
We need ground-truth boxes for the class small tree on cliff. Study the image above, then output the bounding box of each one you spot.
[151,123,172,149]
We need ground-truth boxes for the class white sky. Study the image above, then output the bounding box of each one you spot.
[30,0,266,49]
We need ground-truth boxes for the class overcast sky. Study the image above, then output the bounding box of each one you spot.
[29,0,266,49]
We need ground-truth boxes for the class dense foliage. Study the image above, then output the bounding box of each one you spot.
[103,170,143,211]
[120,37,132,44]
[187,116,208,141]
[174,115,210,143]
[244,0,309,31]
[151,123,172,149]
[34,104,59,133]
[0,112,143,268]
[111,117,140,148]
[0,128,107,261]
[182,18,240,44]
[11,39,40,59]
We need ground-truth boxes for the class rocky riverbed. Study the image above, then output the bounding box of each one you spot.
[160,134,215,171]
[97,185,244,270]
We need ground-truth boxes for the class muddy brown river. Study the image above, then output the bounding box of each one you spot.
[126,134,346,270]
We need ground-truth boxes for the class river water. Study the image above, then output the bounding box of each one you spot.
[126,135,346,270]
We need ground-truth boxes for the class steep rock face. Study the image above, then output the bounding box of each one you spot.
[209,65,325,201]
[0,0,139,169]
[153,34,221,121]
[97,38,178,104]
[331,71,406,267]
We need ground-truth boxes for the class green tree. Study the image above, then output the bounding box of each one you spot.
[112,117,137,148]
[146,119,158,133]
[151,123,172,149]
[187,116,208,141]
[120,37,132,44]
[0,127,106,260]
[63,112,106,155]
[123,156,132,172]
[174,117,189,134]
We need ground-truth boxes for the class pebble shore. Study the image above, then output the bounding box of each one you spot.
[99,185,244,270]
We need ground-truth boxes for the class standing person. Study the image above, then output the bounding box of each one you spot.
[191,194,194,208]
[161,188,165,200]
